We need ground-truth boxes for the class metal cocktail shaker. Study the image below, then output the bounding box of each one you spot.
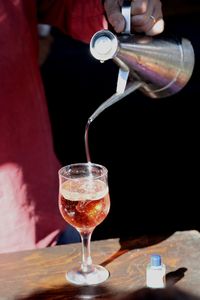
[90,1,195,98]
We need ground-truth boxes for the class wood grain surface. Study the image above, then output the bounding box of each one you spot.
[0,230,200,299]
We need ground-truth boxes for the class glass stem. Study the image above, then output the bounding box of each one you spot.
[80,230,93,273]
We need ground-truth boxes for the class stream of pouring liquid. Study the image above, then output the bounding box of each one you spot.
[84,81,143,163]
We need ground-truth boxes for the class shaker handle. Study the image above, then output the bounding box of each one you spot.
[122,0,131,34]
[116,1,132,94]
[116,0,131,93]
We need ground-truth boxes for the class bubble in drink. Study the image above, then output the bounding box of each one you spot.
[59,178,110,231]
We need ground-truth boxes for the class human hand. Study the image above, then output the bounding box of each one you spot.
[104,0,164,36]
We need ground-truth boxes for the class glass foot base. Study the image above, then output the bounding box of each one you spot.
[66,264,109,286]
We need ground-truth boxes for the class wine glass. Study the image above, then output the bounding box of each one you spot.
[58,162,110,285]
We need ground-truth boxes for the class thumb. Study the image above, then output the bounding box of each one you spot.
[104,1,125,33]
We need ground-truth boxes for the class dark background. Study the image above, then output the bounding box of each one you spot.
[40,1,200,240]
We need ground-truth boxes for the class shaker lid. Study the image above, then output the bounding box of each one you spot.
[90,30,118,61]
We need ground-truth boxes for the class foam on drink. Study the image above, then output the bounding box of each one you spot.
[59,178,110,230]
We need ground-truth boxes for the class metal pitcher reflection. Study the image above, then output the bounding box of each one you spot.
[90,5,195,98]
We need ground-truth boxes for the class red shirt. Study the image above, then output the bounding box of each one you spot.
[0,0,105,253]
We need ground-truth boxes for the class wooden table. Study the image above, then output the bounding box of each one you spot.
[0,230,200,300]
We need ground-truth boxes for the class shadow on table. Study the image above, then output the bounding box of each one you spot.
[17,284,113,300]
[166,267,188,286]
[17,285,199,300]
[117,286,200,300]
[101,233,173,267]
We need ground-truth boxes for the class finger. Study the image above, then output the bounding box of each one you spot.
[131,0,148,16]
[132,15,164,35]
[131,0,164,34]
[146,18,164,36]
[131,0,154,28]
[146,0,164,35]
[104,0,125,33]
